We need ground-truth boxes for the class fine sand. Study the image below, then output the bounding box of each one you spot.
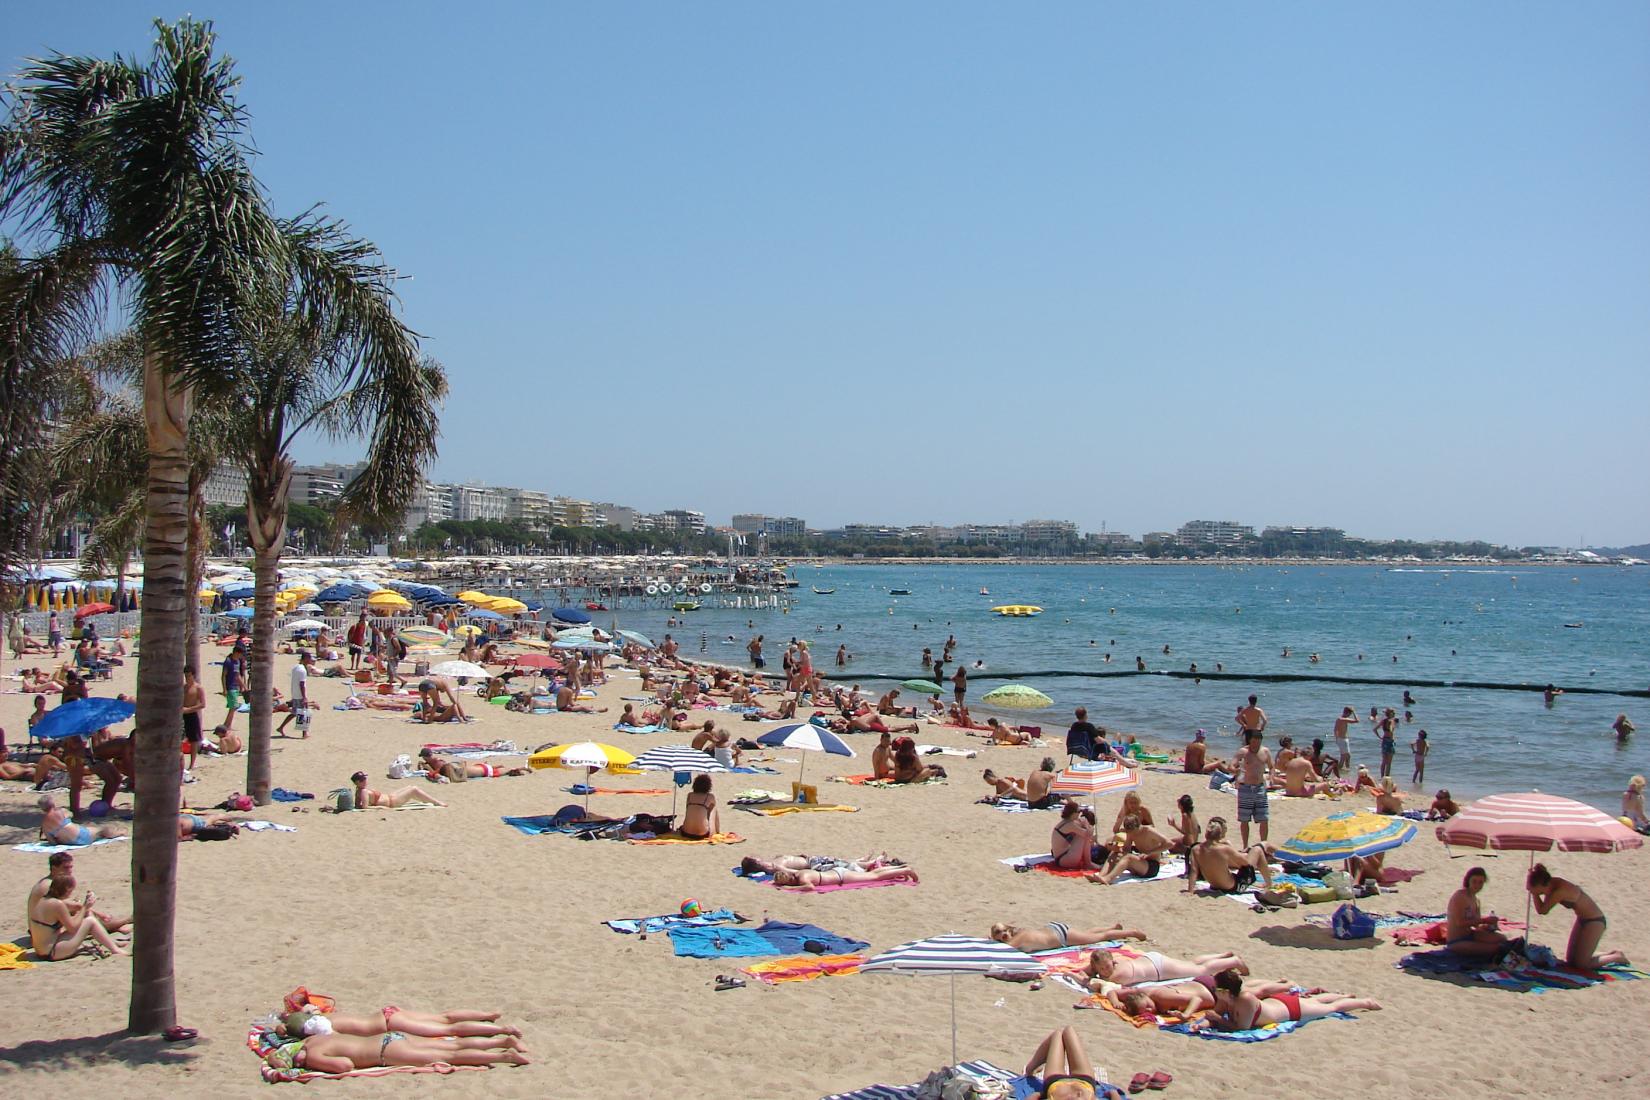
[1,650,1647,1098]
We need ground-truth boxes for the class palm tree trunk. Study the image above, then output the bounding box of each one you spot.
[129,352,191,1034]
[245,457,292,805]
[184,478,206,675]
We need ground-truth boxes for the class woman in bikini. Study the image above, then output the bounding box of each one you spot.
[1024,1025,1123,1100]
[279,1005,520,1040]
[1050,801,1098,870]
[679,774,720,839]
[262,1030,529,1074]
[1527,863,1626,970]
[1194,969,1379,1031]
[771,865,919,891]
[1084,947,1247,988]
[36,795,121,847]
[350,772,446,809]
[990,922,1145,952]
[1445,866,1513,957]
[28,875,129,960]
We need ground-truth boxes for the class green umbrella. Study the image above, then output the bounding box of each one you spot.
[899,678,944,694]
[980,684,1054,709]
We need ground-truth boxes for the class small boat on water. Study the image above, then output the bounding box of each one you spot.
[979,588,990,596]
[585,602,607,611]
[890,588,911,596]
[812,586,836,595]
[672,600,700,612]
[991,604,1043,617]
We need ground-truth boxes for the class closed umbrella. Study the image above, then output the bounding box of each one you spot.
[861,935,1047,1063]
[755,722,855,785]
[33,697,137,740]
[1274,810,1416,863]
[632,745,729,813]
[1437,792,1643,933]
[899,678,944,694]
[980,684,1053,709]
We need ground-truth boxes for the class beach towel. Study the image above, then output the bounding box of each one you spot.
[14,836,128,855]
[628,832,745,845]
[830,775,943,788]
[563,786,672,796]
[738,803,858,816]
[1378,866,1423,884]
[822,1060,1031,1100]
[666,926,786,958]
[1162,1015,1352,1042]
[980,797,1061,813]
[0,942,36,970]
[270,788,313,802]
[742,953,865,984]
[1386,917,1523,945]
[246,1024,484,1083]
[502,815,605,837]
[605,907,741,935]
[239,821,298,833]
[727,765,782,774]
[1397,947,1645,991]
[613,723,664,734]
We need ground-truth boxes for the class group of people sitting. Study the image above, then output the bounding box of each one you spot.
[1445,864,1626,970]
[869,733,948,784]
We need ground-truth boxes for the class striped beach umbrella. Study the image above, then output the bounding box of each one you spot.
[1049,759,1139,800]
[980,684,1053,709]
[1437,792,1644,854]
[756,722,856,785]
[861,935,1046,1063]
[632,745,729,814]
[1273,810,1416,863]
[397,625,448,646]
[429,661,489,679]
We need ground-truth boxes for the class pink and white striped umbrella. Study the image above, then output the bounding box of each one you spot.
[1436,792,1643,854]
[1050,759,1139,799]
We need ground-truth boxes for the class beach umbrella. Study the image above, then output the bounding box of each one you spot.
[1273,809,1417,864]
[397,625,448,645]
[457,590,492,605]
[528,742,639,809]
[222,607,255,621]
[285,618,328,633]
[295,603,323,614]
[632,745,729,813]
[33,697,137,740]
[74,602,115,621]
[219,582,255,599]
[755,722,856,784]
[454,624,484,637]
[430,660,489,679]
[314,584,357,604]
[899,678,944,694]
[468,609,505,621]
[484,597,529,614]
[551,607,593,624]
[553,638,612,652]
[366,590,411,610]
[1437,791,1643,933]
[615,629,654,648]
[861,935,1047,1063]
[512,653,558,670]
[980,684,1054,709]
[1049,759,1139,803]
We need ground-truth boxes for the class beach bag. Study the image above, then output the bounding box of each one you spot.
[1322,870,1355,900]
[1208,770,1233,789]
[1298,884,1338,905]
[332,789,355,812]
[1331,903,1378,940]
[387,754,416,780]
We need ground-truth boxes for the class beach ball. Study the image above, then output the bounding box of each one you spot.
[680,899,702,918]
[87,800,110,818]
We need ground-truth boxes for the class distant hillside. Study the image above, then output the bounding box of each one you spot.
[1590,544,1650,557]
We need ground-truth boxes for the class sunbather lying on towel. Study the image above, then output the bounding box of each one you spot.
[1189,969,1379,1031]
[1110,981,1217,1017]
[1187,817,1274,894]
[417,749,528,781]
[982,718,1030,745]
[262,1031,530,1073]
[772,865,919,890]
[990,922,1145,952]
[982,769,1029,800]
[828,711,919,735]
[1024,1025,1125,1100]
[741,852,905,876]
[555,684,608,713]
[351,772,446,809]
[1084,948,1247,989]
[279,1005,520,1040]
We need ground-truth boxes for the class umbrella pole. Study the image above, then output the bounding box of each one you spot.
[950,971,958,1066]
[1523,850,1534,945]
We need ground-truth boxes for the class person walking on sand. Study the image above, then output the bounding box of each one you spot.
[1232,730,1272,847]
[1333,706,1358,773]
[221,642,246,732]
[277,652,313,738]
[347,612,369,672]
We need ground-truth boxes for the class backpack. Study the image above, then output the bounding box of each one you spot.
[1331,903,1378,940]
[387,754,416,779]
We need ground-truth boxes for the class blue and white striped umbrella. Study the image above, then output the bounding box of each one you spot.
[631,745,728,774]
[861,936,1045,1063]
[756,722,855,785]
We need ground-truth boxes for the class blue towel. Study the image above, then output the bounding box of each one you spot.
[750,919,868,955]
[728,765,780,774]
[1164,1014,1352,1042]
[501,814,617,837]
[271,788,313,802]
[614,723,663,734]
[667,926,786,958]
[731,865,774,882]
[605,907,741,935]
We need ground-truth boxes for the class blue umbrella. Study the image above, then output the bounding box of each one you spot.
[314,584,357,603]
[222,607,255,620]
[553,638,613,652]
[551,607,592,623]
[33,697,137,740]
[468,609,504,621]
[219,583,255,599]
[755,722,856,784]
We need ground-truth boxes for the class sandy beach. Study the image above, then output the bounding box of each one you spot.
[3,649,1647,1099]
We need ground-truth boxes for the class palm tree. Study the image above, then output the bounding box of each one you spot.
[0,19,284,1033]
[234,219,445,804]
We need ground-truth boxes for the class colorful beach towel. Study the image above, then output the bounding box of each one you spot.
[738,803,858,816]
[980,797,1061,813]
[1397,948,1645,992]
[742,953,864,984]
[605,907,741,935]
[563,786,672,796]
[731,865,918,893]
[0,942,36,970]
[628,831,745,845]
[1163,1014,1352,1042]
[830,775,944,788]
[613,723,665,734]
[667,920,868,958]
[14,836,128,855]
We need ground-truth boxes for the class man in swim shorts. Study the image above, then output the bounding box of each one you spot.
[1231,730,1272,846]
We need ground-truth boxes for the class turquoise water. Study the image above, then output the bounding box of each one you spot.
[599,564,1650,811]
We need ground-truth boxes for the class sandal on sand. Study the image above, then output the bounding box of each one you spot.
[1148,1071,1173,1090]
[163,1026,198,1042]
[1129,1074,1151,1094]
[713,975,746,991]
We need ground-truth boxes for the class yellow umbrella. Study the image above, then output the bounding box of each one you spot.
[454,624,483,637]
[456,590,492,605]
[485,597,528,614]
[366,590,411,610]
[528,742,638,807]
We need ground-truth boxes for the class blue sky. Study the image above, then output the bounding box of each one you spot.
[8,3,1648,546]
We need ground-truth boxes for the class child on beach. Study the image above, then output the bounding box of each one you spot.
[1411,730,1429,785]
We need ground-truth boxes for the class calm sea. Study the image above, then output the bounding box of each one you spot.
[582,563,1650,811]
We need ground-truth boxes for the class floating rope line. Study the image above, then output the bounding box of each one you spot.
[825,669,1647,699]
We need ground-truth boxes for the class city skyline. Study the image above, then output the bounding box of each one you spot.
[9,4,1647,548]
